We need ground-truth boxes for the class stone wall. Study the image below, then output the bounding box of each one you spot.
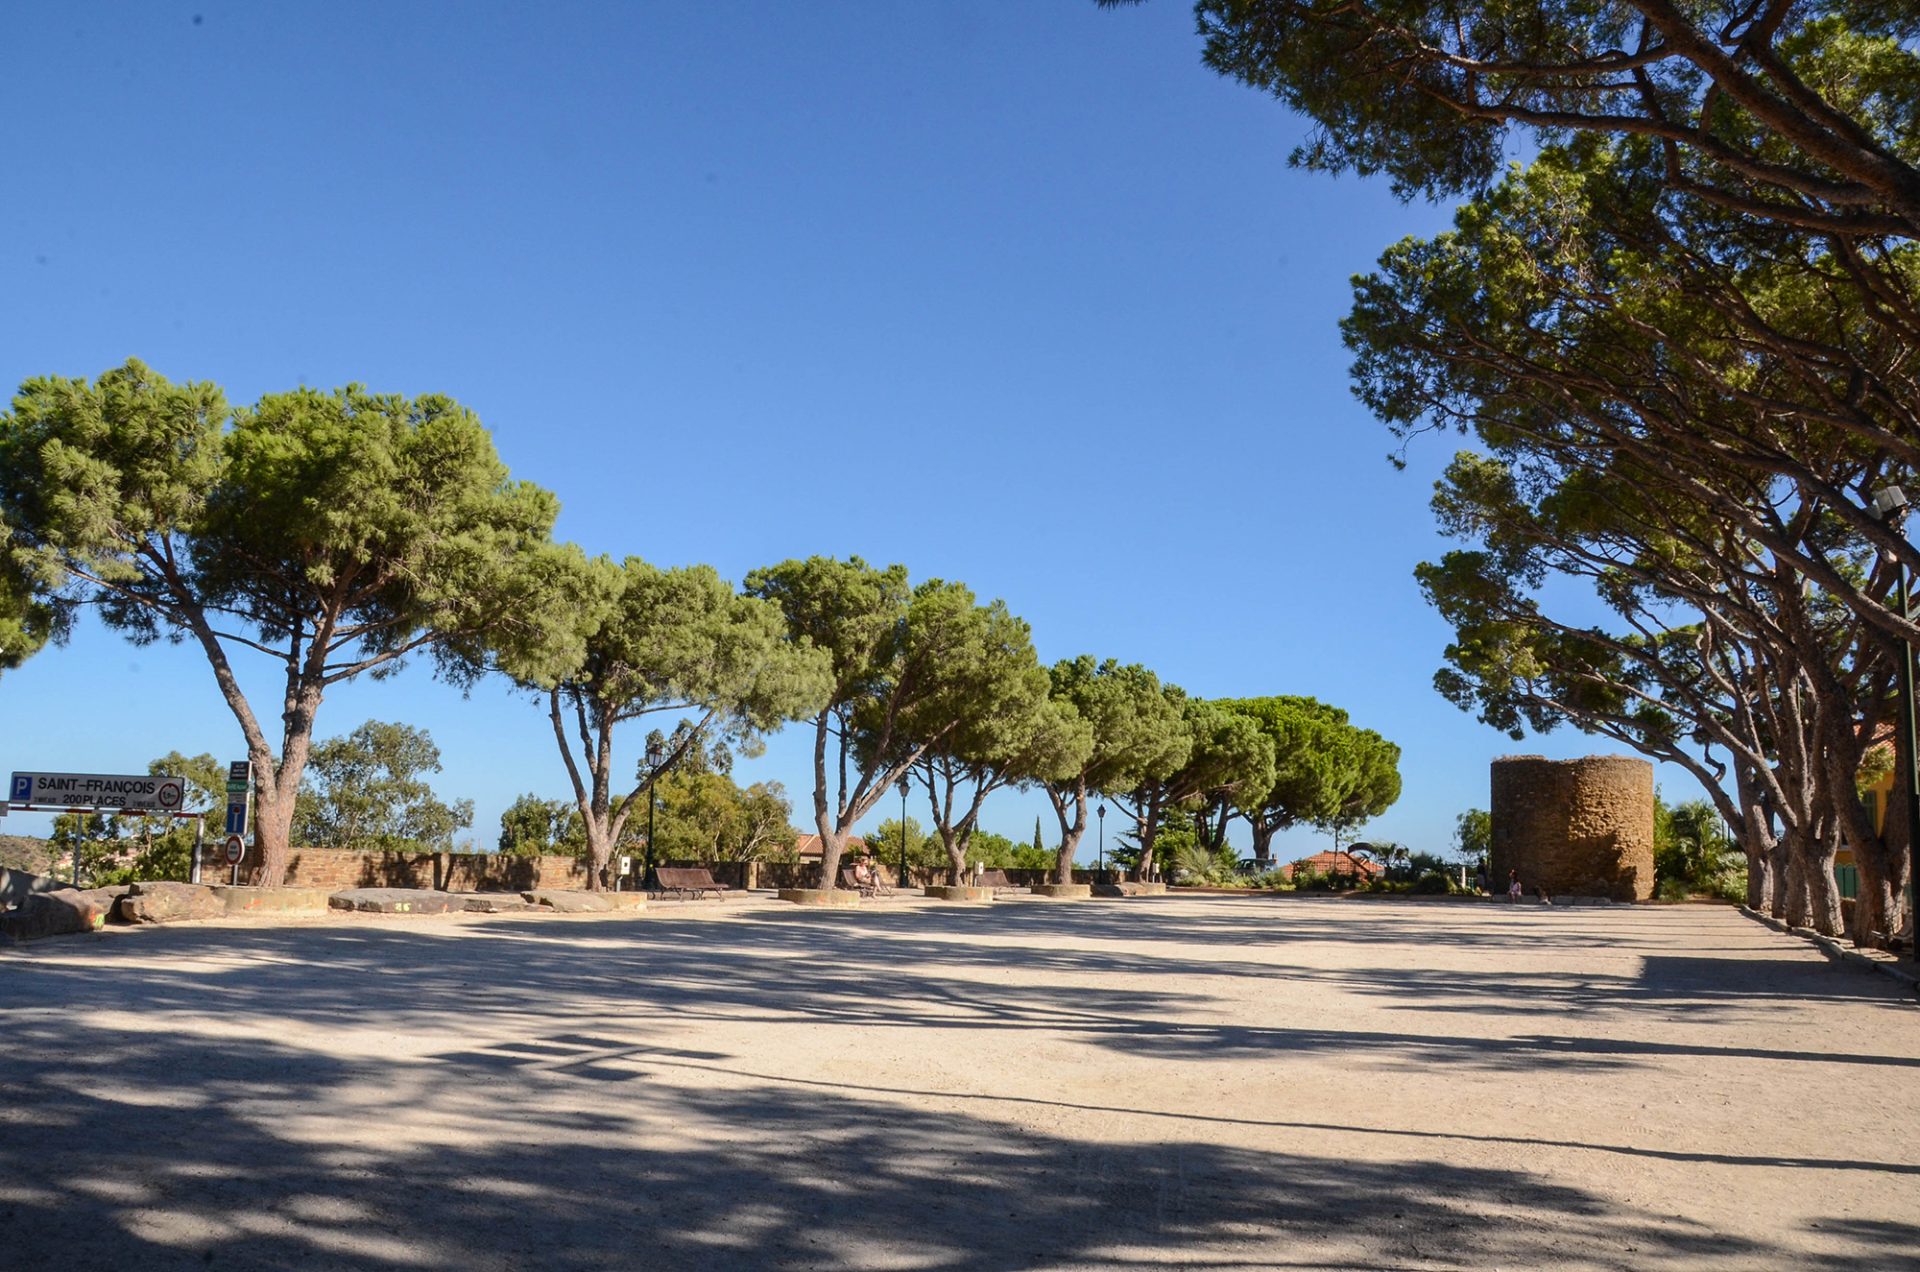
[1490,755,1655,901]
[193,844,588,892]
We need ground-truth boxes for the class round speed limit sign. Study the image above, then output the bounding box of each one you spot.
[223,834,246,865]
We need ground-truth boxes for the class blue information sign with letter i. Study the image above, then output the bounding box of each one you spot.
[225,796,249,836]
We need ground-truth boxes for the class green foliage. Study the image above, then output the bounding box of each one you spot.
[1222,696,1400,855]
[0,360,572,882]
[292,721,473,852]
[1047,657,1190,799]
[1453,809,1491,866]
[0,514,61,675]
[650,758,797,863]
[497,794,586,856]
[1188,0,1920,240]
[866,816,945,871]
[1653,794,1739,900]
[505,555,832,881]
[1412,871,1456,896]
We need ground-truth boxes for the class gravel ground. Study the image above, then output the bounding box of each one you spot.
[3,893,1918,1270]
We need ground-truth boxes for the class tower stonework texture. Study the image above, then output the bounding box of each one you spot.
[1489,755,1655,902]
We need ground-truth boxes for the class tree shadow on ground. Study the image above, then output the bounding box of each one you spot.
[0,1018,1788,1272]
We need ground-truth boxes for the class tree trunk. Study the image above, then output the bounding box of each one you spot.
[814,818,851,891]
[1049,781,1086,885]
[1134,795,1161,882]
[253,685,322,887]
[1783,829,1812,929]
[941,826,967,886]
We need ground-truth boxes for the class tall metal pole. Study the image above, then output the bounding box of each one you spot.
[1873,487,1920,960]
[191,815,203,885]
[1097,803,1106,878]
[898,776,909,889]
[1898,563,1920,962]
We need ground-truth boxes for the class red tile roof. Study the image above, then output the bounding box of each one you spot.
[1286,851,1383,881]
[793,834,867,860]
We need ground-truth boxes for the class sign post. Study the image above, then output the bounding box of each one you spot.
[224,834,245,886]
[9,771,185,812]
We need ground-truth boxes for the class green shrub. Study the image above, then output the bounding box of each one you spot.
[1656,877,1690,902]
[1412,871,1454,895]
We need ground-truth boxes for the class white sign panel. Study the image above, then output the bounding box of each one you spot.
[9,772,185,812]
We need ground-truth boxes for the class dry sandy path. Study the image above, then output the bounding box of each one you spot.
[3,894,1918,1270]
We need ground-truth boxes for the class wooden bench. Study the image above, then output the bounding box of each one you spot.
[976,870,1029,896]
[653,867,730,900]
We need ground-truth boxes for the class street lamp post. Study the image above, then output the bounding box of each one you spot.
[1097,803,1106,880]
[898,775,910,889]
[645,738,665,890]
[1871,485,1919,959]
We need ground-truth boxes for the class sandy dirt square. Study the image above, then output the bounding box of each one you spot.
[3,894,1918,1270]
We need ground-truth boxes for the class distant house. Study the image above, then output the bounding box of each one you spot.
[1285,850,1383,884]
[792,834,868,862]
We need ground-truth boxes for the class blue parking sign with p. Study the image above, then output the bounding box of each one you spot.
[10,774,30,803]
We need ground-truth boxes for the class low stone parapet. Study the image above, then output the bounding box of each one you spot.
[1028,884,1091,899]
[212,886,331,915]
[923,885,993,902]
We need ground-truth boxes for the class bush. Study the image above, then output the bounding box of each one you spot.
[1656,877,1690,903]
[1412,871,1455,895]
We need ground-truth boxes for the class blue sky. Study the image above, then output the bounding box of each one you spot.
[0,2,1671,859]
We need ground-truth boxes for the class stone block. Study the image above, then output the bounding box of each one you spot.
[522,890,617,913]
[0,890,107,942]
[212,886,332,915]
[1028,884,1092,899]
[462,894,535,913]
[119,882,225,925]
[327,888,465,915]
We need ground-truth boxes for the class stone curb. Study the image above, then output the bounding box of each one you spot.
[777,888,863,907]
[1739,905,1920,998]
[922,885,994,903]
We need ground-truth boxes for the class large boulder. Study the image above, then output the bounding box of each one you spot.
[0,890,107,942]
[328,888,465,915]
[0,867,71,909]
[118,881,225,925]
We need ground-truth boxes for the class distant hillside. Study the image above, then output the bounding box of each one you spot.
[0,834,62,877]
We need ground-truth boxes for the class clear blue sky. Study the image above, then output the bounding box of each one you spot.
[0,2,1670,859]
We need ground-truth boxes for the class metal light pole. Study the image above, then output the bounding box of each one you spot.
[898,776,910,889]
[1872,485,1920,960]
[645,738,664,890]
[1097,803,1106,879]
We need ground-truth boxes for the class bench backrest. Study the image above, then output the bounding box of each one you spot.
[657,867,720,888]
[978,869,1014,887]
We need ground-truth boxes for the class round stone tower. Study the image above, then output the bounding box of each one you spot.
[1489,755,1655,901]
